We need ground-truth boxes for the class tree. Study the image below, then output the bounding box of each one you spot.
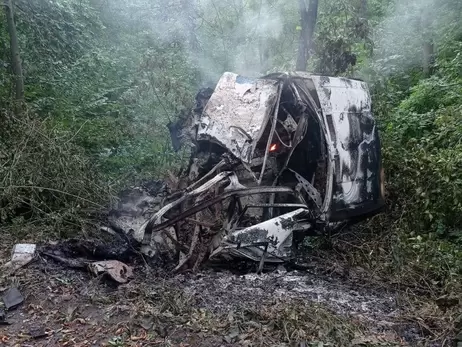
[420,9,434,77]
[3,0,24,103]
[296,0,319,71]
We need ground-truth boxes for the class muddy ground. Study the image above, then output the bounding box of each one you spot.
[0,236,454,347]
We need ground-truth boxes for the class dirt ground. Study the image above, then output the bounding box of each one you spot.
[0,236,454,347]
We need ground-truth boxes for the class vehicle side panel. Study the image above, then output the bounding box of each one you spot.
[311,76,385,221]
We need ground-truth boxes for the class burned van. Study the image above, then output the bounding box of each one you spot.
[113,72,385,270]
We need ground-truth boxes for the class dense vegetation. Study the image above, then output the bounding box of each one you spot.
[1,0,461,296]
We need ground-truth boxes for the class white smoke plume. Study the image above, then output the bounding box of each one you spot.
[369,0,458,76]
[98,0,297,83]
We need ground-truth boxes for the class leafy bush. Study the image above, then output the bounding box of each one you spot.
[357,32,462,293]
[399,77,461,114]
[0,107,113,235]
[382,45,462,236]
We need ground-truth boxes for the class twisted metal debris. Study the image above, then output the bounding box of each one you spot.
[107,71,385,272]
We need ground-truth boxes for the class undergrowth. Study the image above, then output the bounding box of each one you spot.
[320,220,462,346]
[345,34,462,295]
[0,106,113,237]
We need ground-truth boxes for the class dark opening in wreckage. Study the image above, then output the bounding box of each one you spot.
[109,71,385,272]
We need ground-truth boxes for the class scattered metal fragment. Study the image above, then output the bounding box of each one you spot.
[2,287,24,310]
[89,260,133,283]
[139,318,153,331]
[223,327,240,344]
[66,306,78,322]
[2,243,36,273]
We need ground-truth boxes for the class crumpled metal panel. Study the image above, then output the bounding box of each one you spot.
[311,76,382,219]
[197,72,280,163]
[211,208,309,262]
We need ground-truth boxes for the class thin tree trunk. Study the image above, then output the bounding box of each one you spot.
[182,0,204,83]
[296,0,319,71]
[358,0,373,57]
[420,9,434,77]
[422,40,434,77]
[182,0,200,54]
[360,0,367,20]
[259,38,270,74]
[4,0,24,103]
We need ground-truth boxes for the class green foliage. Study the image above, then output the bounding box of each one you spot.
[312,0,367,75]
[0,0,199,231]
[380,32,462,235]
[0,10,12,101]
[364,21,462,291]
[8,0,199,185]
[0,107,112,234]
[15,0,103,83]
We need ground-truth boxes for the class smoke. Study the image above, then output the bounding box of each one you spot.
[192,0,292,81]
[369,0,451,76]
[96,0,460,84]
[98,0,296,84]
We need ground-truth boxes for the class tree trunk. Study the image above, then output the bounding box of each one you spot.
[182,0,200,54]
[422,40,434,77]
[420,9,434,77]
[296,0,319,71]
[360,0,367,20]
[181,0,203,82]
[259,38,270,74]
[4,0,24,103]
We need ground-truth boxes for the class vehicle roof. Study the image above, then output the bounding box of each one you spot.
[261,71,365,83]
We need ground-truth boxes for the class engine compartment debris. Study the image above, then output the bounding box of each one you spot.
[106,71,385,272]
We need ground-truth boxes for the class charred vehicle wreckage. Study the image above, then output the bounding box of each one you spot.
[108,71,385,272]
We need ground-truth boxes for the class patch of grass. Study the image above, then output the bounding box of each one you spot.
[327,215,462,296]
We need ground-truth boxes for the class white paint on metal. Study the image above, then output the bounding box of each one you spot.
[197,72,280,163]
[215,208,309,261]
[311,76,375,205]
[2,243,36,272]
